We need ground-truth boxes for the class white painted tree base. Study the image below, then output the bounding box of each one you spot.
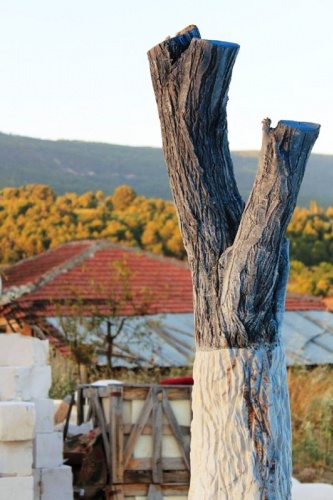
[189,345,292,499]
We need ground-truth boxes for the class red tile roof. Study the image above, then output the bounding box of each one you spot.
[285,293,327,311]
[0,240,327,318]
[1,240,193,316]
[2,241,93,289]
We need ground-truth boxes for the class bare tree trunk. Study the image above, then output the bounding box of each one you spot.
[148,25,319,499]
[106,320,113,378]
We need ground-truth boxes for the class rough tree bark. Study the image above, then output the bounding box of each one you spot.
[148,25,320,499]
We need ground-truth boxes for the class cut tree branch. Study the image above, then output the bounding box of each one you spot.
[148,25,244,269]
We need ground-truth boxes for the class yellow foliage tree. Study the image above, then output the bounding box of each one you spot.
[112,185,136,211]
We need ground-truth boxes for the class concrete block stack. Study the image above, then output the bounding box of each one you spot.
[0,334,73,499]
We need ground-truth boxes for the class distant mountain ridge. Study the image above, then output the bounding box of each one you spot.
[0,132,332,206]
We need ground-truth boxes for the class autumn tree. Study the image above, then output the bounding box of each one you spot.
[112,185,136,211]
[148,25,320,498]
[3,182,333,280]
[0,184,186,263]
[287,205,333,265]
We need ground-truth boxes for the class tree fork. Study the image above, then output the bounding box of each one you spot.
[148,25,319,499]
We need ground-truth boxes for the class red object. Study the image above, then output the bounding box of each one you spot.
[160,376,194,385]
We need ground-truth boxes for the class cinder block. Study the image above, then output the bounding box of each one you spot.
[34,432,63,468]
[0,476,34,500]
[0,440,33,476]
[0,365,52,401]
[35,399,54,433]
[0,334,49,367]
[33,465,73,500]
[29,366,52,400]
[0,402,36,441]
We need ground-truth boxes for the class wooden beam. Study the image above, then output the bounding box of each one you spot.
[123,387,153,468]
[152,386,163,483]
[147,484,163,500]
[109,385,124,484]
[126,457,186,471]
[91,390,112,475]
[162,390,190,470]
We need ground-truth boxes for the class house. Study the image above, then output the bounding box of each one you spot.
[0,240,193,365]
[0,240,332,367]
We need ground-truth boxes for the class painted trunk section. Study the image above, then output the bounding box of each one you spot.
[189,346,292,500]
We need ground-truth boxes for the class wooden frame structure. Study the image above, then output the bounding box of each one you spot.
[76,383,191,498]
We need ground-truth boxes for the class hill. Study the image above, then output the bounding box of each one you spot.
[0,132,332,205]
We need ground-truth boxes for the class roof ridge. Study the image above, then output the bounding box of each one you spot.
[0,240,108,305]
[2,239,189,273]
[95,240,190,269]
[286,292,327,308]
[1,239,95,272]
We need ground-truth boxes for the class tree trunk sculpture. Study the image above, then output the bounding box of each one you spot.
[148,25,320,499]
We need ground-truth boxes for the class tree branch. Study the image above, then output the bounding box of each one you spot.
[148,26,244,269]
[218,120,320,347]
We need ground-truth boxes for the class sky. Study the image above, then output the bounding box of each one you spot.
[0,0,332,154]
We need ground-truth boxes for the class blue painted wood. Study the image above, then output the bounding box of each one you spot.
[207,40,239,49]
[166,25,201,64]
[279,120,320,132]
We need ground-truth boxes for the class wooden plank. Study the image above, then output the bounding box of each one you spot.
[96,386,110,397]
[104,485,125,499]
[110,385,124,484]
[127,457,186,471]
[115,486,125,500]
[123,387,154,468]
[89,384,192,400]
[123,470,153,484]
[122,385,191,401]
[123,386,150,400]
[162,469,190,483]
[63,392,75,440]
[122,423,190,436]
[147,484,163,500]
[123,469,190,484]
[122,484,189,495]
[91,390,112,475]
[123,483,149,497]
[162,390,190,470]
[160,387,192,400]
[82,387,92,398]
[76,387,85,425]
[85,398,93,423]
[152,387,163,483]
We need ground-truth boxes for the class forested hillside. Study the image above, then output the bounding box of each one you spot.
[0,132,332,206]
[0,185,332,297]
[0,184,185,264]
[0,132,168,199]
